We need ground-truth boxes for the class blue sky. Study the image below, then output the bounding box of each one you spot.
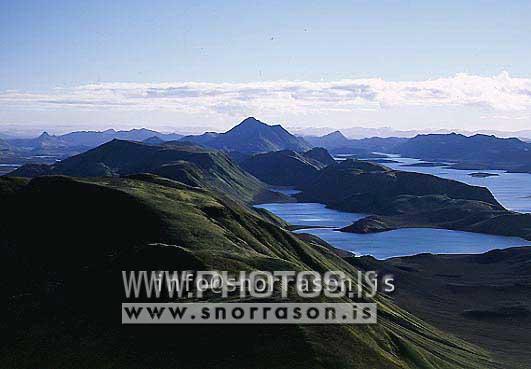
[1,0,531,134]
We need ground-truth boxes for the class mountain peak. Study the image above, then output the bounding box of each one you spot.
[326,130,348,139]
[225,117,274,136]
[236,117,267,128]
[182,117,310,154]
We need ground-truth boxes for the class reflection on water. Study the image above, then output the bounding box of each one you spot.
[255,202,366,228]
[256,202,531,260]
[295,227,531,260]
[366,154,531,213]
[256,153,531,259]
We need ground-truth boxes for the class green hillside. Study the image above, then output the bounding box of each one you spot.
[0,175,494,368]
[9,139,271,203]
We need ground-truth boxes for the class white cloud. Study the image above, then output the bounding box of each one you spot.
[1,72,531,117]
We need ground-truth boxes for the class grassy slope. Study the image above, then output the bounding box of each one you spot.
[0,175,494,369]
[8,139,274,203]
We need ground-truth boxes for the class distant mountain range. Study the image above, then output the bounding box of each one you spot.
[1,128,185,166]
[293,126,531,140]
[395,133,531,173]
[305,130,531,173]
[8,132,72,152]
[59,128,183,147]
[3,117,313,162]
[304,130,407,154]
[4,118,531,175]
[181,117,311,154]
[304,131,352,148]
[7,128,183,150]
[294,126,423,138]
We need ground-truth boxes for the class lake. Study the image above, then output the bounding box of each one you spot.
[255,202,365,228]
[255,202,531,259]
[371,154,531,213]
[257,156,531,259]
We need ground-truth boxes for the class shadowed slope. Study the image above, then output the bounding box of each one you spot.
[347,247,531,368]
[0,175,494,368]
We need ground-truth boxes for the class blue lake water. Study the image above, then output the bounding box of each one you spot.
[255,202,531,259]
[293,227,531,260]
[255,202,366,228]
[258,155,531,259]
[370,154,531,213]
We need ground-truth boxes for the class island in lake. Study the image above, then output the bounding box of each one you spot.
[469,172,500,178]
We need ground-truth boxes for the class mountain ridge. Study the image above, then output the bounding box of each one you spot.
[8,139,271,203]
[304,131,407,154]
[395,133,531,173]
[182,117,311,154]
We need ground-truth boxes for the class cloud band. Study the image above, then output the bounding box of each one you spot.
[1,72,531,116]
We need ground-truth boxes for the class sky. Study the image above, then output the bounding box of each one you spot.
[1,0,531,135]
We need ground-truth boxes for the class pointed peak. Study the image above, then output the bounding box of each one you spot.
[326,130,347,138]
[36,131,56,141]
[226,117,271,134]
[239,117,266,127]
[318,130,350,143]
